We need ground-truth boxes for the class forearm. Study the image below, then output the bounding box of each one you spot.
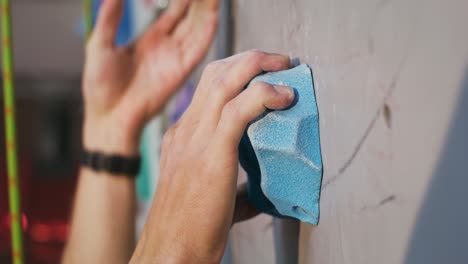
[63,117,139,263]
[63,168,136,264]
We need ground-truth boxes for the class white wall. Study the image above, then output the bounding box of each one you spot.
[230,0,468,263]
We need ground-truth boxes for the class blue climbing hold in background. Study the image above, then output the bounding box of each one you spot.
[239,64,323,225]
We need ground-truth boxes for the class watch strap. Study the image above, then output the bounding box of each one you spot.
[81,149,141,176]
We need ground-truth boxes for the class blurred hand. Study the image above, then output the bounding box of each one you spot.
[131,50,294,263]
[82,0,219,155]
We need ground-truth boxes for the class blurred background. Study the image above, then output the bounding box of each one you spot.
[0,0,85,262]
[0,0,176,262]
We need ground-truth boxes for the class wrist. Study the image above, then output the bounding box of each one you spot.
[83,114,140,156]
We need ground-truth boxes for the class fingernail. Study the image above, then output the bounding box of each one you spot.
[274,85,295,100]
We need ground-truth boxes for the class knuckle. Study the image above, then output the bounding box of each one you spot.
[222,102,241,121]
[203,60,223,76]
[252,82,275,98]
[212,76,228,90]
[245,49,266,61]
[201,61,227,89]
[211,86,227,104]
[206,76,230,103]
[204,61,217,73]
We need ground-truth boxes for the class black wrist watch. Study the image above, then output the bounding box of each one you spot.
[81,149,141,177]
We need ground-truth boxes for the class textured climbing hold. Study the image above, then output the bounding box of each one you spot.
[239,64,323,225]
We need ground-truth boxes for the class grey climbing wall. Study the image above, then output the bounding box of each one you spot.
[229,0,468,263]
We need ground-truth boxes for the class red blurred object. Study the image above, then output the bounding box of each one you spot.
[30,221,69,243]
[3,213,29,231]
[0,155,31,257]
[1,154,78,263]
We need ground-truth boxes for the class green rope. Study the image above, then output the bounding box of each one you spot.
[83,0,93,40]
[1,0,92,262]
[1,0,24,262]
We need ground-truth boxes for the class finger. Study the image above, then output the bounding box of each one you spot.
[172,0,219,58]
[173,0,221,39]
[199,0,220,10]
[91,0,124,48]
[213,82,295,151]
[180,10,219,70]
[208,51,291,105]
[189,51,291,137]
[143,0,191,42]
[233,183,261,224]
[200,51,290,115]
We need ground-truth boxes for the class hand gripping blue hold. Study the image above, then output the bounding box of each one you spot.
[238,64,323,225]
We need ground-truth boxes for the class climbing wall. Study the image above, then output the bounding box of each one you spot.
[230,0,468,263]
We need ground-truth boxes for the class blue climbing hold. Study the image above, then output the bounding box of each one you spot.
[239,64,323,225]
